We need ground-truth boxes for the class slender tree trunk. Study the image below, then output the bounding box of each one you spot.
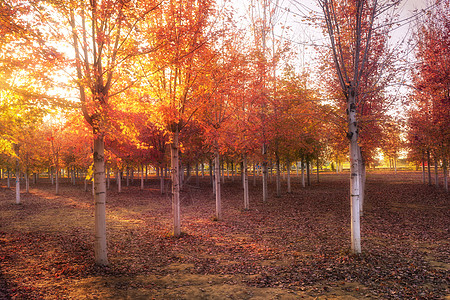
[443,158,448,192]
[7,169,10,188]
[243,155,249,210]
[231,162,235,182]
[201,163,204,178]
[93,134,108,266]
[275,155,281,197]
[253,162,256,187]
[427,150,432,185]
[287,160,291,193]
[160,166,165,195]
[55,165,59,195]
[117,170,122,193]
[171,130,181,236]
[84,178,88,192]
[434,157,439,187]
[348,91,361,254]
[422,152,426,184]
[140,164,144,190]
[215,150,221,220]
[301,158,305,188]
[306,159,311,186]
[15,158,20,205]
[209,159,213,187]
[25,172,29,193]
[221,162,225,184]
[195,163,199,187]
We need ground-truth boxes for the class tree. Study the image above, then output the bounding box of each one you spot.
[407,0,450,191]
[317,0,398,254]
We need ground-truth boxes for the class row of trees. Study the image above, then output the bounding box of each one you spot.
[1,0,447,265]
[406,0,450,192]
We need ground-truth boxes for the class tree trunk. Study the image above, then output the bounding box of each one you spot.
[231,161,235,182]
[160,166,165,195]
[55,165,59,195]
[93,134,108,266]
[443,158,448,192]
[117,170,122,193]
[301,158,305,188]
[196,163,199,187]
[434,157,439,187]
[15,159,20,205]
[7,169,10,188]
[215,151,221,220]
[348,92,361,254]
[171,130,181,236]
[422,152,425,184]
[287,160,291,193]
[140,164,144,190]
[209,159,213,187]
[243,154,249,210]
[253,162,256,187]
[306,159,311,186]
[427,150,432,185]
[276,155,281,197]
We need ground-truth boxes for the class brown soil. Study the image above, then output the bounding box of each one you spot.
[0,171,449,299]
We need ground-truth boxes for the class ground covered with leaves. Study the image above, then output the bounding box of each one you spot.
[0,171,449,299]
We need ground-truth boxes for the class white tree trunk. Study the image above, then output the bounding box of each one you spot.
[15,160,20,205]
[171,130,181,236]
[93,134,108,266]
[215,151,222,220]
[348,93,361,254]
[117,170,122,193]
[243,155,249,210]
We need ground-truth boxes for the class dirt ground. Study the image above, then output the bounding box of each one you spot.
[0,171,449,299]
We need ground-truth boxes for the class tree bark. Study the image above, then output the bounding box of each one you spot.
[171,130,181,236]
[160,166,165,195]
[140,164,144,190]
[214,150,221,220]
[301,158,305,188]
[15,159,20,205]
[306,159,311,186]
[434,157,439,187]
[276,155,281,197]
[427,150,432,185]
[443,158,448,192]
[422,152,425,184]
[117,170,122,193]
[93,134,108,266]
[287,160,291,193]
[243,154,249,210]
[348,90,361,254]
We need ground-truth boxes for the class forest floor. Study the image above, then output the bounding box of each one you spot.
[0,171,449,299]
